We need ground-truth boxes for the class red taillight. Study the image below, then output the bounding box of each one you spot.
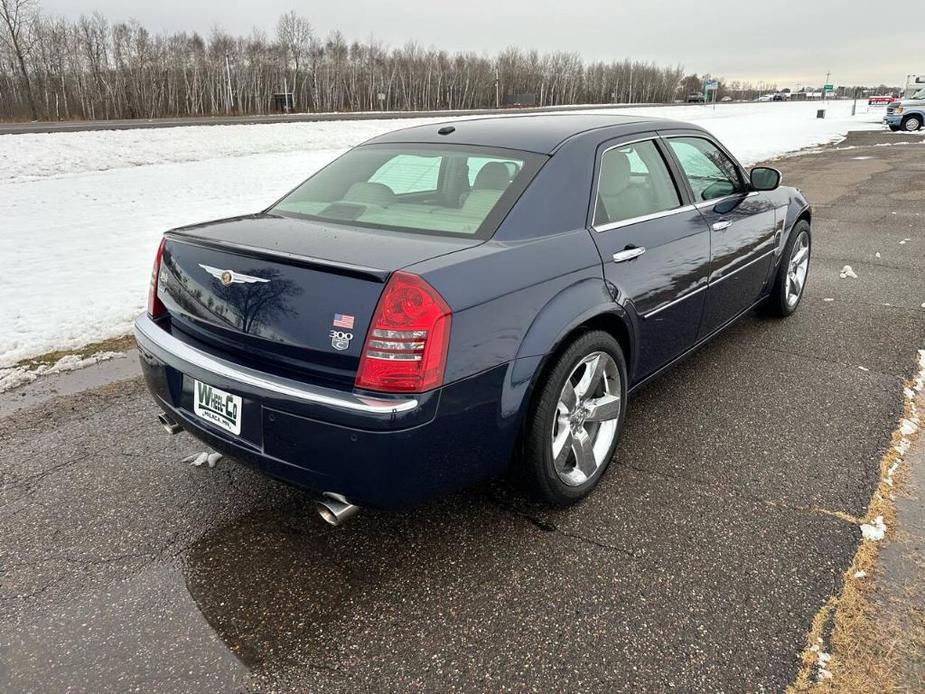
[355,271,452,393]
[147,237,167,318]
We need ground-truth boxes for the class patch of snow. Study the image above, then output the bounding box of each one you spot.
[823,297,835,302]
[839,265,858,279]
[853,570,866,579]
[875,252,881,258]
[0,101,888,365]
[183,451,223,468]
[860,515,887,541]
[899,238,910,245]
[900,418,919,436]
[857,366,870,372]
[816,651,833,681]
[0,351,124,393]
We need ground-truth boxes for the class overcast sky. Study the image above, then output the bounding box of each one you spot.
[41,0,918,88]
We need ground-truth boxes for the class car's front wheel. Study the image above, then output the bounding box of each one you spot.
[764,220,811,317]
[888,124,901,132]
[520,331,627,504]
[902,115,923,132]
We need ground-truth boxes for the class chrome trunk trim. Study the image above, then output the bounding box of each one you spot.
[134,314,419,415]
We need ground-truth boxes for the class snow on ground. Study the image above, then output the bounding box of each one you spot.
[0,351,125,393]
[0,100,886,367]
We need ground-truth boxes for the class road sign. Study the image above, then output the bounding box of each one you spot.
[823,84,834,92]
[705,80,719,91]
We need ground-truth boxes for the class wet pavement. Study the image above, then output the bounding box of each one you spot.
[1,130,923,692]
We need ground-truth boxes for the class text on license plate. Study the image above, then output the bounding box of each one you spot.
[193,380,242,436]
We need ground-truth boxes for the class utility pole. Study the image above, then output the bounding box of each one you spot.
[824,70,831,102]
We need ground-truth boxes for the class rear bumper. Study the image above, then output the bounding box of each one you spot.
[135,314,517,508]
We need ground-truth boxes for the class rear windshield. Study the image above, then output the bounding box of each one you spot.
[271,143,546,238]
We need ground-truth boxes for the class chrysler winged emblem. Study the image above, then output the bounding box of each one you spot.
[199,264,271,287]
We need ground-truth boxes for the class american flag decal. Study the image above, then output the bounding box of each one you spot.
[333,313,355,329]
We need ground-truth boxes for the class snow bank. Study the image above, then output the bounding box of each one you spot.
[0,101,884,366]
[0,351,125,392]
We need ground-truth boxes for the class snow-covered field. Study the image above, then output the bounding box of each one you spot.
[0,100,889,367]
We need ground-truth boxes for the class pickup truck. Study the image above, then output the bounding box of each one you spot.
[884,87,925,131]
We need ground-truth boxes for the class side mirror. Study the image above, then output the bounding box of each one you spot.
[750,166,781,191]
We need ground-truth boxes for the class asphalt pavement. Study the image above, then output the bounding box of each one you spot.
[1,130,923,693]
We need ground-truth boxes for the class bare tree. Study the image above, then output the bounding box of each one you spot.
[0,5,691,121]
[0,0,39,119]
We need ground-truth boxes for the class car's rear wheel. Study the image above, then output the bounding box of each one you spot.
[763,220,811,317]
[902,115,923,132]
[519,331,627,504]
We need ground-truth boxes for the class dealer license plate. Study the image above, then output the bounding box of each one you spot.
[193,380,242,436]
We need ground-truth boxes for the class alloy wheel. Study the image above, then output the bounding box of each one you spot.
[550,351,621,486]
[785,231,810,308]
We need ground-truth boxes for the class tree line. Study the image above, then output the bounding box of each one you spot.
[0,1,692,121]
[2,1,892,123]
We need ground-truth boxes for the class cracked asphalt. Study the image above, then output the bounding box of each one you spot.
[1,130,924,693]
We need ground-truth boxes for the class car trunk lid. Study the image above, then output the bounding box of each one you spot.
[157,214,479,387]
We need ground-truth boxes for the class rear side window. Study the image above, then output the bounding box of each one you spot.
[667,137,744,202]
[593,140,681,227]
[272,144,545,238]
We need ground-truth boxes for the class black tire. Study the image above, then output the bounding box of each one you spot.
[763,220,811,317]
[888,124,901,132]
[902,115,923,132]
[518,330,628,505]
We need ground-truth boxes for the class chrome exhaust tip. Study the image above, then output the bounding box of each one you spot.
[316,492,359,527]
[157,412,183,435]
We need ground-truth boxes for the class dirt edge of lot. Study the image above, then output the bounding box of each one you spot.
[789,349,925,693]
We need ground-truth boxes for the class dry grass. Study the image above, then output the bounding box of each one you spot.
[788,381,923,693]
[11,334,135,370]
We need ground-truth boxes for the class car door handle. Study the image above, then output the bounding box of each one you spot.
[712,220,732,232]
[613,247,646,263]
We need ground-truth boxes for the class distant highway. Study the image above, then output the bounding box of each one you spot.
[0,101,692,135]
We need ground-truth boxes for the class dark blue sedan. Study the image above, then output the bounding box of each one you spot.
[136,114,811,524]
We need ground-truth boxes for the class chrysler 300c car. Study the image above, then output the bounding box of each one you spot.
[136,114,811,524]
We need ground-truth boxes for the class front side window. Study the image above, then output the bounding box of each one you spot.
[667,137,744,202]
[593,140,681,227]
[272,144,544,238]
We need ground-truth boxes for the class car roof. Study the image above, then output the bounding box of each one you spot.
[360,113,701,155]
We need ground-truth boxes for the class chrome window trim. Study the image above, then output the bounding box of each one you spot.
[591,136,687,231]
[134,314,419,415]
[594,204,696,232]
[642,285,707,319]
[693,190,759,209]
